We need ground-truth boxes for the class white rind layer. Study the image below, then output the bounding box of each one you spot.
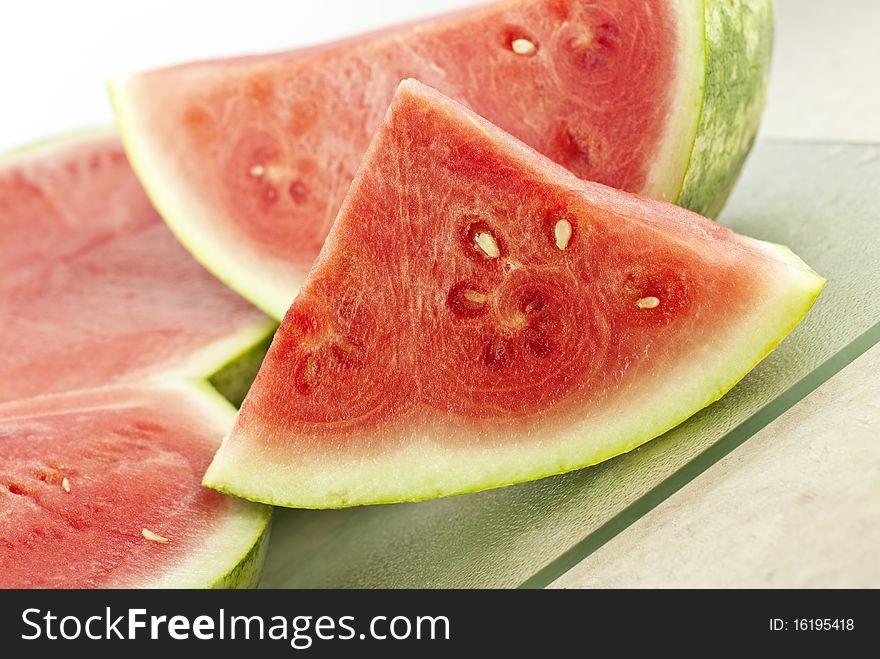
[0,382,271,588]
[642,0,705,201]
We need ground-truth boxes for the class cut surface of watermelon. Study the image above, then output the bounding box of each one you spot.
[204,81,823,509]
[0,384,269,588]
[0,133,275,404]
[111,0,773,318]
[0,134,272,588]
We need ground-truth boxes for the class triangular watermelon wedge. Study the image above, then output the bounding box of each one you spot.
[204,81,824,509]
[110,0,773,319]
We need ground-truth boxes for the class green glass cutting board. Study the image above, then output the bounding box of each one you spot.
[259,140,880,588]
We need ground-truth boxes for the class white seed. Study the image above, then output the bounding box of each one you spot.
[637,296,661,309]
[475,231,501,258]
[142,528,169,543]
[511,38,537,56]
[554,219,573,250]
[249,164,265,177]
[302,355,319,382]
[61,477,71,493]
[463,290,487,304]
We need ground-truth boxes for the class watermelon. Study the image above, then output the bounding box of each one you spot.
[0,133,276,404]
[203,81,824,509]
[0,134,272,587]
[0,385,269,588]
[110,0,773,319]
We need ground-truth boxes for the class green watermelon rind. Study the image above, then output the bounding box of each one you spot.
[108,0,775,321]
[207,330,276,408]
[209,512,272,589]
[158,315,277,394]
[202,241,824,509]
[1,134,274,588]
[676,0,775,217]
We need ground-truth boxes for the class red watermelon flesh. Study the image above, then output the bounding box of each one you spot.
[0,135,272,588]
[204,81,824,508]
[0,384,268,588]
[0,134,274,404]
[109,0,764,319]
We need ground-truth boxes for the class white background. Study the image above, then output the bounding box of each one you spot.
[0,0,878,152]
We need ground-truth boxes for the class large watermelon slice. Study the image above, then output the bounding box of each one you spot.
[0,133,276,404]
[203,81,824,509]
[0,385,268,588]
[110,0,773,319]
[0,134,272,587]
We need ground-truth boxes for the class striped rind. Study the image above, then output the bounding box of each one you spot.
[677,0,775,217]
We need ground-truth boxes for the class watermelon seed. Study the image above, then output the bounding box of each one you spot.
[448,283,489,318]
[511,38,537,56]
[475,231,501,258]
[637,297,660,309]
[335,339,359,354]
[523,326,551,356]
[249,165,265,177]
[463,290,487,304]
[142,528,169,543]
[522,292,546,314]
[295,354,321,393]
[289,180,311,205]
[568,30,594,53]
[555,127,592,170]
[303,355,318,379]
[554,220,573,250]
[7,483,28,496]
[61,477,71,493]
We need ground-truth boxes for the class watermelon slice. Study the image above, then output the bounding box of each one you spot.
[0,133,275,404]
[203,81,824,509]
[0,384,269,588]
[110,0,773,319]
[0,135,273,587]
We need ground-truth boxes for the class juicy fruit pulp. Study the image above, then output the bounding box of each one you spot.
[203,81,823,509]
[111,0,773,318]
[0,135,272,588]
